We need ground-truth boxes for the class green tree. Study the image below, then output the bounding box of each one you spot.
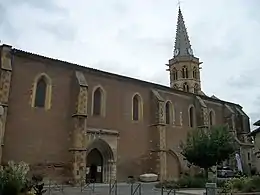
[180,125,236,178]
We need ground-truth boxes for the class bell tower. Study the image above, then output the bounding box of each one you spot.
[167,7,204,95]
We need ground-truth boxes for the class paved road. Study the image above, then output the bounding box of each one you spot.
[44,182,205,195]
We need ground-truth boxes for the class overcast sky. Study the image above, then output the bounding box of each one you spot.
[0,0,259,128]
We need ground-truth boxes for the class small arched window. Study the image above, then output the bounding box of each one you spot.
[34,77,47,108]
[182,66,188,78]
[172,68,178,80]
[32,73,52,110]
[209,110,215,127]
[194,84,199,94]
[92,87,106,116]
[183,82,189,92]
[93,88,102,116]
[193,67,197,79]
[132,94,143,121]
[165,101,171,124]
[189,106,195,128]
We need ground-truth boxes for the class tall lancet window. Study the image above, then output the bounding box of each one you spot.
[182,66,188,78]
[189,106,195,128]
[209,110,215,127]
[172,68,178,80]
[132,94,143,121]
[32,73,52,110]
[193,67,198,79]
[34,77,47,108]
[183,82,189,92]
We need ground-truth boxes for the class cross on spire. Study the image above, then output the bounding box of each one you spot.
[177,0,181,8]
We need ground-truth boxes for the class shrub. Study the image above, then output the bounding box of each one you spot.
[178,175,206,188]
[0,161,30,195]
[221,176,260,193]
[241,176,260,193]
[156,175,260,192]
[155,175,207,189]
[215,179,227,188]
[155,180,179,189]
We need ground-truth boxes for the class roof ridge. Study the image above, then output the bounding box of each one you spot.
[4,45,242,108]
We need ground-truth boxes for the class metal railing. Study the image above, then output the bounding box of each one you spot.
[109,180,118,195]
[130,182,141,195]
[80,179,95,192]
[160,186,176,195]
[47,180,64,195]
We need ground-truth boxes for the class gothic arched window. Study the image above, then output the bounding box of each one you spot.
[189,106,195,128]
[132,94,142,121]
[34,77,47,108]
[209,110,215,127]
[93,87,103,116]
[182,66,188,78]
[172,68,178,80]
[183,82,189,92]
[165,101,171,124]
[193,67,197,79]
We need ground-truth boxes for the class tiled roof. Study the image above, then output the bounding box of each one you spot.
[0,44,243,108]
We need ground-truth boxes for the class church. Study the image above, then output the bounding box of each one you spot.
[0,8,254,183]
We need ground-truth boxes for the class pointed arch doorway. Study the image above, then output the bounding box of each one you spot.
[86,138,115,183]
[86,148,103,183]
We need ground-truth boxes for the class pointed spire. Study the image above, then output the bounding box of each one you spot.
[173,7,194,57]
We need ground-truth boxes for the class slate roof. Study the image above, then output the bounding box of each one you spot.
[174,7,193,57]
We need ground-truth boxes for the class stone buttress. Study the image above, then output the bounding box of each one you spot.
[0,45,12,164]
[69,71,88,183]
[150,90,167,181]
[195,96,209,128]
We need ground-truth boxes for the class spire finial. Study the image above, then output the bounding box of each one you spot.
[177,0,180,7]
[177,0,182,9]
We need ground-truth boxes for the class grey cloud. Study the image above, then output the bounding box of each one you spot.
[249,110,260,128]
[39,21,77,41]
[0,3,20,41]
[249,112,259,129]
[0,0,71,45]
[110,1,128,16]
[1,0,66,13]
[242,94,260,128]
[128,37,173,58]
[116,25,173,57]
[0,4,6,24]
[227,68,260,89]
[92,60,135,76]
[0,22,19,41]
